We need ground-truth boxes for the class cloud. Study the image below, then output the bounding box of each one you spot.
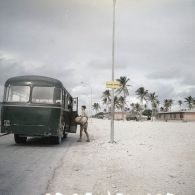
[0,54,28,85]
[0,53,78,95]
[147,64,195,86]
[0,0,195,110]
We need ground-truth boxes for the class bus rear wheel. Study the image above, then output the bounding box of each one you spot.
[14,134,27,144]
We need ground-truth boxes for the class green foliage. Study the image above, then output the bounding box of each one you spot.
[94,112,104,119]
[116,76,131,120]
[142,109,152,117]
[116,76,130,96]
[102,90,111,112]
[184,96,194,110]
[92,103,101,114]
[135,87,148,103]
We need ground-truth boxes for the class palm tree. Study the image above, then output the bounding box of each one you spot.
[164,99,170,112]
[118,96,125,111]
[156,100,160,111]
[116,76,130,120]
[114,96,119,110]
[135,87,148,107]
[178,100,182,111]
[125,107,130,112]
[102,90,111,112]
[134,103,142,120]
[184,96,194,110]
[92,103,101,115]
[128,103,141,120]
[168,99,173,111]
[160,107,164,112]
[114,96,125,111]
[130,103,135,111]
[152,101,158,116]
[135,87,148,120]
[148,92,158,120]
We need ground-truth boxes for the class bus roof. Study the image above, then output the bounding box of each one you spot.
[5,75,64,88]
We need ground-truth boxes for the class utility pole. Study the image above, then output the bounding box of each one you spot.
[110,0,116,143]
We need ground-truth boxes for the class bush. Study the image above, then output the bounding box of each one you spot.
[142,109,152,120]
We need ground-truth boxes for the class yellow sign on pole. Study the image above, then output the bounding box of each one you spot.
[106,81,121,89]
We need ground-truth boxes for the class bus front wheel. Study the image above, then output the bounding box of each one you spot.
[63,132,68,138]
[53,135,62,145]
[14,134,27,144]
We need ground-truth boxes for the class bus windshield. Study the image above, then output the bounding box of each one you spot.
[5,85,30,103]
[32,86,62,104]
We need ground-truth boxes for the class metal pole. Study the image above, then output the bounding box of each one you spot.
[90,86,92,119]
[110,0,116,143]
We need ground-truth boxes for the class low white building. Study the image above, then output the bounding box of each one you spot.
[157,110,195,122]
[104,112,127,120]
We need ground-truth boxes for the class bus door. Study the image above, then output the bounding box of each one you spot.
[67,97,78,133]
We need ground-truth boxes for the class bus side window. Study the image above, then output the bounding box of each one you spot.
[54,88,62,105]
[63,90,65,108]
[67,96,72,111]
[62,90,65,108]
[65,92,68,109]
[70,97,73,108]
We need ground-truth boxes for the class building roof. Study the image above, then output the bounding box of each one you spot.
[159,110,195,114]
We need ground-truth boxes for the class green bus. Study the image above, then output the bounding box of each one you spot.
[0,75,78,144]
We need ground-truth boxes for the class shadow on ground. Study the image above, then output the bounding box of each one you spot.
[8,135,78,148]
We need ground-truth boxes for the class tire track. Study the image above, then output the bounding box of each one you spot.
[43,137,75,195]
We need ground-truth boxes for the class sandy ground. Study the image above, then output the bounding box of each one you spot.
[46,119,195,195]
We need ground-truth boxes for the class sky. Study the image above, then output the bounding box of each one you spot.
[0,0,195,112]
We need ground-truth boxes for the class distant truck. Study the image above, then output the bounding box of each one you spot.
[0,75,78,144]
